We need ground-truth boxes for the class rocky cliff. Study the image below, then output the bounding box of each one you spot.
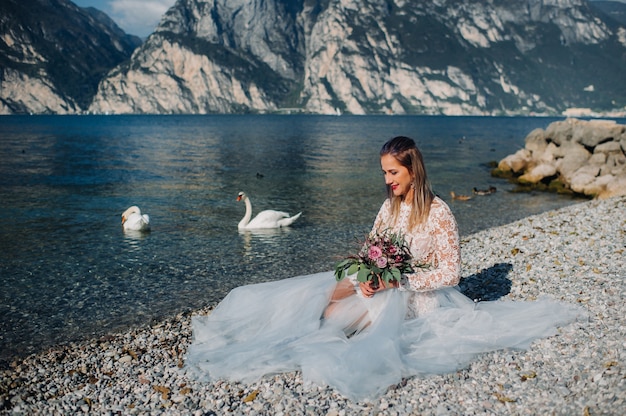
[0,0,141,114]
[89,0,626,115]
[3,0,625,115]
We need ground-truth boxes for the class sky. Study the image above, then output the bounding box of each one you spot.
[72,0,626,38]
[72,0,176,37]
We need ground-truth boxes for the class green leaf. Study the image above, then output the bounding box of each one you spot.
[335,259,352,269]
[334,268,344,281]
[347,263,359,275]
[391,268,401,282]
[357,267,370,283]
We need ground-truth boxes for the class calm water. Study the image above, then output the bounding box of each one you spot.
[0,114,597,366]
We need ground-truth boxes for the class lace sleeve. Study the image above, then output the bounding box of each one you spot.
[399,199,461,292]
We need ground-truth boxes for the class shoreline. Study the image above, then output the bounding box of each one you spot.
[1,196,624,415]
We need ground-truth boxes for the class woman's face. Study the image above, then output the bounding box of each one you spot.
[381,153,414,199]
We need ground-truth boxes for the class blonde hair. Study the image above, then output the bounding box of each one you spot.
[380,136,434,230]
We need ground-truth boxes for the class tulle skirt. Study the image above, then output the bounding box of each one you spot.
[185,271,585,401]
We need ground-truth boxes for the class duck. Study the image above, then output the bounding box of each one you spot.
[450,191,472,201]
[473,186,497,196]
[237,191,302,230]
[121,206,151,231]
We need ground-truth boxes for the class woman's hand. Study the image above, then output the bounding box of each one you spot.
[358,276,399,298]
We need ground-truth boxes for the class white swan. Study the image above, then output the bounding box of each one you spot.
[237,191,302,230]
[121,205,151,232]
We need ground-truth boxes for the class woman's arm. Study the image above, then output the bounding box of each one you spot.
[399,202,461,291]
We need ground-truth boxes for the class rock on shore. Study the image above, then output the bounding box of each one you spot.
[496,118,626,199]
[1,196,624,415]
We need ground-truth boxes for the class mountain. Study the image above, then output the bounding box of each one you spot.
[3,0,625,115]
[89,0,626,116]
[0,0,141,114]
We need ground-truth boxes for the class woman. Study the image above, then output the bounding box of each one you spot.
[185,136,584,401]
[326,136,461,322]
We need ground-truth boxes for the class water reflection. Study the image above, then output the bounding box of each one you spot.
[239,227,294,259]
[123,229,151,249]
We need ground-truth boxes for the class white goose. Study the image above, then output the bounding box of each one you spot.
[121,205,151,232]
[237,191,302,230]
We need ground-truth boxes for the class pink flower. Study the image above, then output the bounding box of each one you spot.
[376,256,388,268]
[368,245,382,260]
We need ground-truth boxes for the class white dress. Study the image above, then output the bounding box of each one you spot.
[185,197,585,401]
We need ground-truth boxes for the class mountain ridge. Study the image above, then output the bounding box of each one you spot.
[0,0,141,114]
[2,0,626,115]
[90,0,626,116]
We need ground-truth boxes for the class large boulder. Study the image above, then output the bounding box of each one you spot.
[497,149,532,173]
[495,118,626,199]
[519,163,558,183]
[556,143,592,181]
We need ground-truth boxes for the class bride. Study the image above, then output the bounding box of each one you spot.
[185,136,585,401]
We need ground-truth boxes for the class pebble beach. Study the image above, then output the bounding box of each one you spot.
[1,196,624,415]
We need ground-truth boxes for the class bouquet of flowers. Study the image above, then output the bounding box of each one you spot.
[334,229,427,289]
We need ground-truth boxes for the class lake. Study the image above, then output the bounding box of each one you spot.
[0,114,598,366]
